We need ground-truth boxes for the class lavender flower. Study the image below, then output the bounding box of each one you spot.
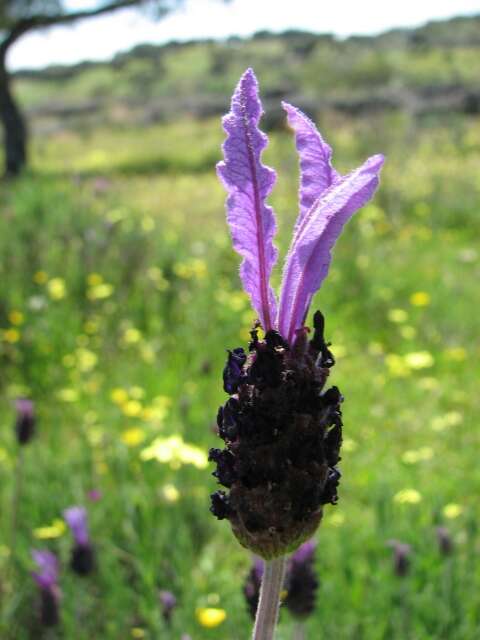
[210,69,384,559]
[436,526,453,555]
[243,557,264,619]
[31,549,61,626]
[387,540,412,577]
[284,541,318,619]
[64,506,95,576]
[15,398,35,445]
[159,590,177,624]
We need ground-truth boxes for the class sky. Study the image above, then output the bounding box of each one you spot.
[7,0,480,70]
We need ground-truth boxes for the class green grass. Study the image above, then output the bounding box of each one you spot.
[0,109,479,639]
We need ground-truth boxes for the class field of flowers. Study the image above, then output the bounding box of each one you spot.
[0,106,479,639]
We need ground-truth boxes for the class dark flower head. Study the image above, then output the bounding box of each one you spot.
[285,540,318,619]
[15,398,35,445]
[436,526,454,555]
[31,550,61,627]
[243,557,264,619]
[211,69,384,558]
[159,590,177,624]
[64,506,95,576]
[387,540,412,577]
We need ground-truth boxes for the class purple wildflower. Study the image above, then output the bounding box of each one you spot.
[243,557,264,619]
[64,506,95,576]
[31,550,61,626]
[210,69,384,559]
[159,590,177,624]
[87,488,102,502]
[387,540,412,577]
[284,540,318,619]
[15,398,35,445]
[436,526,453,555]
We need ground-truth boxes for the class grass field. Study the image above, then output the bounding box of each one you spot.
[0,106,479,639]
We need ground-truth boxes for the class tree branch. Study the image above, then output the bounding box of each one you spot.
[1,0,143,54]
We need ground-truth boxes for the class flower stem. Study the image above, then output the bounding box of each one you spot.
[252,556,287,640]
[293,621,306,640]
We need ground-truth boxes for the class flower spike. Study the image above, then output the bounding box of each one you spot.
[211,69,384,562]
[217,68,278,331]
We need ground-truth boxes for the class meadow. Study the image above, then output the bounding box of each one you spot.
[0,91,479,638]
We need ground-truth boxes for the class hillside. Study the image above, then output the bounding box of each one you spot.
[12,13,480,134]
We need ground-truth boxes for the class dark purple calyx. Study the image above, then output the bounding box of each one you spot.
[15,398,36,445]
[285,541,319,619]
[40,588,60,627]
[210,310,343,559]
[71,544,96,576]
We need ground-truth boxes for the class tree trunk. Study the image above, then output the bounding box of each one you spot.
[0,50,27,177]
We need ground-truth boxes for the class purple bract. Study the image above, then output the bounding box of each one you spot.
[217,68,384,342]
[63,506,90,546]
[32,549,59,590]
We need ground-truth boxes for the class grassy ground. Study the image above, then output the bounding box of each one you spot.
[0,108,479,639]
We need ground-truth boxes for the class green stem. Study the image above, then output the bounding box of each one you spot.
[293,621,306,640]
[252,556,287,640]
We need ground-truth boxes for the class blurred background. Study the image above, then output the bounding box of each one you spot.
[1,0,479,638]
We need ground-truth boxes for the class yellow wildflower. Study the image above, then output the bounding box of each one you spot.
[33,519,66,539]
[404,351,434,369]
[8,310,24,325]
[33,270,48,284]
[56,388,78,402]
[388,308,408,323]
[400,325,417,340]
[394,489,422,504]
[444,347,466,362]
[443,504,463,519]
[130,628,145,639]
[147,267,169,291]
[430,411,462,432]
[87,273,103,286]
[196,607,226,628]
[122,328,142,345]
[410,291,430,307]
[342,438,357,452]
[3,328,20,343]
[88,283,114,300]
[385,354,410,378]
[122,400,143,417]
[140,435,208,469]
[162,484,180,503]
[418,377,439,391]
[111,388,128,405]
[76,348,98,373]
[329,512,345,527]
[402,447,434,464]
[47,278,66,300]
[121,428,146,447]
